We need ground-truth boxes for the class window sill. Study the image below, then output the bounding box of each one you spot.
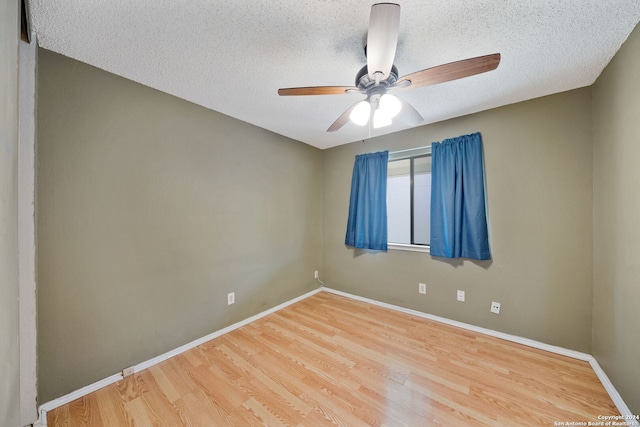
[387,243,430,253]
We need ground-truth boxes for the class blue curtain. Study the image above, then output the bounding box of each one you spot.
[345,151,389,250]
[430,133,490,260]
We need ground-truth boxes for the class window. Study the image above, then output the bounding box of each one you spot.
[387,147,431,251]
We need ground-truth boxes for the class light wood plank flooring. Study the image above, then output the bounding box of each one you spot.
[48,291,619,426]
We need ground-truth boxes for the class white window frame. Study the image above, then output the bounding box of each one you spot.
[387,146,432,253]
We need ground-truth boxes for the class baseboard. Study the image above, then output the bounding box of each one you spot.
[37,373,122,425]
[588,358,640,427]
[321,287,592,360]
[36,287,322,426]
[36,285,637,426]
[321,286,639,426]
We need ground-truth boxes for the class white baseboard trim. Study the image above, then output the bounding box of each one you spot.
[321,287,592,360]
[321,286,638,425]
[133,287,321,374]
[37,373,122,426]
[36,285,636,426]
[36,287,322,426]
[588,358,640,427]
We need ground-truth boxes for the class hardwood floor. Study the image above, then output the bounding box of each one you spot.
[47,291,619,426]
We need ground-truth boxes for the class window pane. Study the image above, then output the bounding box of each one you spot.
[387,159,410,244]
[413,156,431,245]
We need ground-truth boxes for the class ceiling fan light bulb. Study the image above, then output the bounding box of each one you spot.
[350,101,371,126]
[373,108,392,129]
[379,94,402,118]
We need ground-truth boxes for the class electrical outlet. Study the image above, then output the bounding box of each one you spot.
[227,292,235,305]
[418,283,427,294]
[457,290,465,302]
[314,270,319,279]
[491,301,501,314]
[122,366,135,377]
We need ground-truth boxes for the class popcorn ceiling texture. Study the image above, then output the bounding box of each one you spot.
[30,0,640,149]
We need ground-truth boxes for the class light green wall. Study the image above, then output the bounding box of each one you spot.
[37,49,323,402]
[323,89,594,352]
[0,0,21,425]
[592,23,640,414]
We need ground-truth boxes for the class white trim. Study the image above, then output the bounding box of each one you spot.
[134,287,320,372]
[36,287,322,426]
[18,33,38,427]
[321,287,590,360]
[321,286,637,419]
[588,358,640,427]
[388,145,431,161]
[36,286,637,425]
[38,373,123,426]
[387,243,430,253]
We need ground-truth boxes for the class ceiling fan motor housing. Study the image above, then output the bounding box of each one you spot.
[356,64,399,93]
[276,0,500,133]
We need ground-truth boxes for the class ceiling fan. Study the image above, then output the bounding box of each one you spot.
[278,3,501,132]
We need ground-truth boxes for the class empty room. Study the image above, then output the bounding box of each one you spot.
[2,1,640,426]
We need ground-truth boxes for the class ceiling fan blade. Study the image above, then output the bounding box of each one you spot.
[396,97,423,126]
[366,3,400,80]
[395,53,501,89]
[327,101,364,132]
[278,86,359,96]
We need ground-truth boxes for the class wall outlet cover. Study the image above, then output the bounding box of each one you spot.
[457,290,465,302]
[227,292,235,305]
[491,301,501,314]
[418,283,427,294]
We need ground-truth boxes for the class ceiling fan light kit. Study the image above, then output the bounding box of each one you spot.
[278,2,501,134]
[349,93,401,129]
[373,108,392,129]
[379,94,401,118]
[350,101,371,126]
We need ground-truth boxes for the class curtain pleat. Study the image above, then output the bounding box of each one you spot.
[345,151,389,250]
[430,133,490,260]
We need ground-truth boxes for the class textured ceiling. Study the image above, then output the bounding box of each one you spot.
[29,1,640,149]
